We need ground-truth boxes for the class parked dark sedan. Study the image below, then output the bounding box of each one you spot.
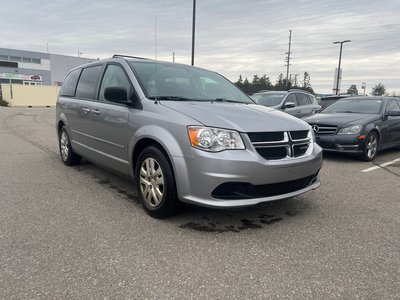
[303,97,400,161]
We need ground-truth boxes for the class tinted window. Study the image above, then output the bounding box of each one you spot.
[386,100,400,112]
[296,93,309,106]
[99,64,134,101]
[75,65,103,100]
[59,68,82,97]
[285,93,297,105]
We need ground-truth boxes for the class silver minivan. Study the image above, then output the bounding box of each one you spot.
[56,55,323,218]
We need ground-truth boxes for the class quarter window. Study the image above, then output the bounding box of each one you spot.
[75,65,103,100]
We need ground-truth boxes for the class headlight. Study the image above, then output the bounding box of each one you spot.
[308,125,316,142]
[338,124,363,135]
[187,126,245,152]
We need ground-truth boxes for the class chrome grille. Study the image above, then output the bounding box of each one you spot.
[248,131,312,160]
[310,124,338,135]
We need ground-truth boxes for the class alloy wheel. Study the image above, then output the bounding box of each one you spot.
[139,158,165,208]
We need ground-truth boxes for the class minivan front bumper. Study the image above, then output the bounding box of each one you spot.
[172,143,323,208]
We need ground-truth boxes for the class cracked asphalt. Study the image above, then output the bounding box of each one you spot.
[0,107,399,299]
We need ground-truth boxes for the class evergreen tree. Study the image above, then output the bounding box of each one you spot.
[371,83,386,96]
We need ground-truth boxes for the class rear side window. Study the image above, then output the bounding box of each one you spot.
[296,93,310,106]
[60,69,81,97]
[75,65,103,100]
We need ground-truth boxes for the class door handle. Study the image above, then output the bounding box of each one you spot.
[92,109,100,115]
[82,107,91,114]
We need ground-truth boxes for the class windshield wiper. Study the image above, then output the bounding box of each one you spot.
[213,98,244,103]
[148,96,193,101]
[335,110,355,113]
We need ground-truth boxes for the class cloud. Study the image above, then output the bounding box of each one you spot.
[1,0,399,93]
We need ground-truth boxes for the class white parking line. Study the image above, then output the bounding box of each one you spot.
[361,158,400,173]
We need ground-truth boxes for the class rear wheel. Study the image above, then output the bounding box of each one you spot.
[135,146,179,218]
[59,126,81,166]
[361,132,379,161]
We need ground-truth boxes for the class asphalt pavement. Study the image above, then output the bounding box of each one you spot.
[0,107,399,299]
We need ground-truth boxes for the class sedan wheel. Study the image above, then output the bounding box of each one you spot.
[362,132,379,161]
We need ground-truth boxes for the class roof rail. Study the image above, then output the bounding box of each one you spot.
[112,54,149,60]
[288,88,309,93]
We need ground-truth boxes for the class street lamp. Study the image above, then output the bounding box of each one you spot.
[191,0,196,66]
[333,40,351,95]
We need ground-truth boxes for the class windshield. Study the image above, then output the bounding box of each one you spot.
[129,61,254,104]
[252,93,284,106]
[322,99,383,114]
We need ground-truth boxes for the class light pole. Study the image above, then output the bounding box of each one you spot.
[191,0,196,66]
[333,40,351,95]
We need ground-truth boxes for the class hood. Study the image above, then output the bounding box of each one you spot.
[160,101,309,132]
[303,113,379,127]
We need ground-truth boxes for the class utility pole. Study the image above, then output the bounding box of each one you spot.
[172,52,175,62]
[285,30,292,82]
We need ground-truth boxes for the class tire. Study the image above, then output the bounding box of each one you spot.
[361,132,379,161]
[59,126,81,166]
[135,146,179,218]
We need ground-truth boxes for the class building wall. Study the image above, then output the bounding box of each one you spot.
[0,48,51,85]
[0,48,94,87]
[1,84,60,107]
[50,54,93,85]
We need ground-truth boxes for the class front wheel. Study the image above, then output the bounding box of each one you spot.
[361,132,379,161]
[135,146,179,218]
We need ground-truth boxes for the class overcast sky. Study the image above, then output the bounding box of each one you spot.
[2,0,400,94]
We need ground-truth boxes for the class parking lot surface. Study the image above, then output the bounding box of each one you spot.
[0,107,399,299]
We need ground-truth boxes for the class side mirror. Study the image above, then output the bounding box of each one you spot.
[387,110,400,117]
[104,86,128,103]
[282,102,296,109]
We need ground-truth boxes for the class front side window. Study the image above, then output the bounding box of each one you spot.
[75,65,103,100]
[285,94,297,106]
[99,64,134,101]
[386,100,400,112]
[129,61,253,103]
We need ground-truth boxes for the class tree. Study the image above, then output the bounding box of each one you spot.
[258,75,272,91]
[235,75,244,90]
[300,72,314,94]
[242,77,251,94]
[347,85,358,95]
[275,73,285,90]
[371,83,386,96]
